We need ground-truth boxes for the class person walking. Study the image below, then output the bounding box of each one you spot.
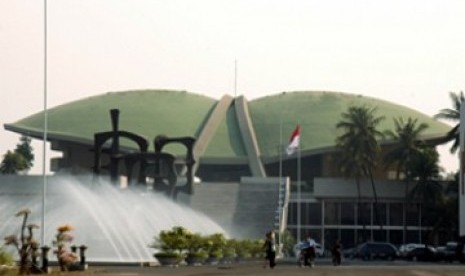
[263,231,276,269]
[332,239,342,266]
[303,234,316,267]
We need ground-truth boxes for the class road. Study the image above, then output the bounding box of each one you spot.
[79,258,465,276]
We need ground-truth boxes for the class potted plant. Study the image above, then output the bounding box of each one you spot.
[234,239,253,262]
[150,226,189,266]
[204,233,226,264]
[185,233,208,266]
[250,239,265,259]
[221,247,236,264]
[53,224,78,271]
[153,251,184,266]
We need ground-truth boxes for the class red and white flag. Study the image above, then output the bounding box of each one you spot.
[286,125,300,155]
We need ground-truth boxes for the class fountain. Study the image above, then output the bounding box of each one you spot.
[1,109,229,263]
[0,175,228,263]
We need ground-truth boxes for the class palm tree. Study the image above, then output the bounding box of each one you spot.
[424,196,458,245]
[434,91,464,153]
[384,118,429,178]
[409,146,442,204]
[384,117,429,244]
[336,105,385,240]
[401,144,459,245]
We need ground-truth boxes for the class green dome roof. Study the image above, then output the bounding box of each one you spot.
[7,90,216,152]
[5,90,450,159]
[249,91,450,157]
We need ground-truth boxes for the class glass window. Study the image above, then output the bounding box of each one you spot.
[406,230,420,244]
[308,202,322,225]
[341,229,355,249]
[341,202,355,225]
[288,202,297,225]
[373,230,386,242]
[324,201,339,225]
[357,202,371,226]
[373,203,386,226]
[389,203,403,226]
[357,228,370,244]
[406,203,419,227]
[324,229,339,251]
[303,229,321,244]
[389,230,403,246]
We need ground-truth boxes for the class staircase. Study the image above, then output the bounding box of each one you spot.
[183,177,289,239]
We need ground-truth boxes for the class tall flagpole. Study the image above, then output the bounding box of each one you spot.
[458,100,465,249]
[278,118,283,250]
[41,0,48,246]
[297,126,301,243]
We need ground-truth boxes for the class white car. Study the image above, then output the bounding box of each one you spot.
[398,243,427,257]
[294,242,325,258]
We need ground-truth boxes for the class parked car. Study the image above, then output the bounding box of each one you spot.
[342,247,356,259]
[437,242,459,262]
[398,243,425,258]
[404,246,440,262]
[294,242,325,259]
[352,242,399,260]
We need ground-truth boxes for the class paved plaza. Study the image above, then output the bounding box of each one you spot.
[76,259,465,276]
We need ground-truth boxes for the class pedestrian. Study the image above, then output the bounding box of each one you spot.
[263,231,276,268]
[303,234,316,267]
[332,239,342,266]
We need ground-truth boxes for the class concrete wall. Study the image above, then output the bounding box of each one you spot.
[313,177,407,199]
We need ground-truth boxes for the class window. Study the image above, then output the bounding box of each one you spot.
[389,203,403,226]
[341,202,355,225]
[325,202,339,225]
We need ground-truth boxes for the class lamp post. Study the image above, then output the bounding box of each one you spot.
[41,0,48,247]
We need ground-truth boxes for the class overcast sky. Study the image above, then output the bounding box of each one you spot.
[1,0,464,174]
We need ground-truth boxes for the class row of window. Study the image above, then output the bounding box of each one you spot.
[286,200,436,248]
[287,227,431,249]
[288,201,428,227]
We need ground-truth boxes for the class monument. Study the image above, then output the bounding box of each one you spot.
[93,109,196,198]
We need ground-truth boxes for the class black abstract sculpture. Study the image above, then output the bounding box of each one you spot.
[93,109,196,198]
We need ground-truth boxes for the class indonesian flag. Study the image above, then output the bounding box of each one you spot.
[286,125,300,155]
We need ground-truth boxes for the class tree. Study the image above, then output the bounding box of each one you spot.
[384,117,429,179]
[384,117,429,243]
[434,91,464,153]
[15,136,34,169]
[0,136,34,174]
[0,150,27,174]
[404,146,459,244]
[335,105,385,239]
[409,146,443,205]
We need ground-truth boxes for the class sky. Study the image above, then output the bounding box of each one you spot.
[1,0,464,175]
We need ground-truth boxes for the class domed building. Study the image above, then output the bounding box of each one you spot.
[4,90,451,248]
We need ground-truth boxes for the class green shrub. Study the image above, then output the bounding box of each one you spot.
[186,251,208,259]
[0,247,14,266]
[150,226,190,255]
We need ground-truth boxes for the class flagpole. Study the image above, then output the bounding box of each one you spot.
[278,118,283,251]
[41,0,48,247]
[297,126,301,243]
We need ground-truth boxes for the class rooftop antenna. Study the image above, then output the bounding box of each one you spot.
[234,59,237,97]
